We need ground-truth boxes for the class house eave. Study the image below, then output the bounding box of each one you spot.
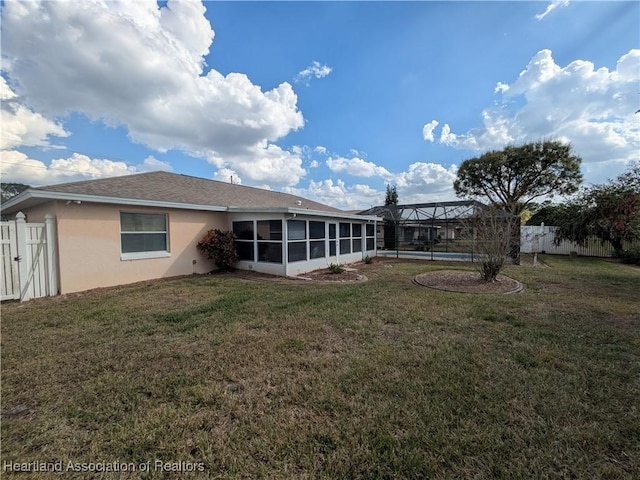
[227,206,381,221]
[1,190,228,214]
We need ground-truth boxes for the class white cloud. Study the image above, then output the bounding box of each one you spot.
[314,146,328,155]
[295,61,332,85]
[207,142,306,187]
[426,49,640,184]
[285,179,380,210]
[1,0,305,186]
[0,78,69,150]
[326,156,394,181]
[287,157,458,210]
[0,151,171,186]
[422,120,439,142]
[212,168,242,185]
[393,162,459,204]
[536,0,570,21]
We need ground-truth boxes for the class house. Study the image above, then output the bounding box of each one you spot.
[1,172,379,295]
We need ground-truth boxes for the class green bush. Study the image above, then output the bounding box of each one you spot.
[196,229,239,271]
[619,247,640,265]
[364,255,373,264]
[328,263,345,274]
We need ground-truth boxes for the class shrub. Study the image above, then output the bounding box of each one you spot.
[364,255,373,264]
[619,246,640,265]
[196,229,239,271]
[328,263,345,274]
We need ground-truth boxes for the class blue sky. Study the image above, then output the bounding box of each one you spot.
[1,0,638,209]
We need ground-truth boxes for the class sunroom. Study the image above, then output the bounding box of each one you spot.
[228,208,379,277]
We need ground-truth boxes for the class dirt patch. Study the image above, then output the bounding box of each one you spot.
[413,270,524,294]
[299,267,367,283]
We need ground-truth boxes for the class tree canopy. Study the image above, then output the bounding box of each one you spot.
[552,163,640,256]
[454,140,583,215]
[384,184,398,206]
[1,183,30,203]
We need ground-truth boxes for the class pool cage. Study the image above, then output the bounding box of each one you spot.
[358,200,520,261]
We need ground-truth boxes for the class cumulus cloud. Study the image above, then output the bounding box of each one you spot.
[287,160,458,210]
[326,156,394,181]
[394,162,458,204]
[208,142,306,187]
[212,167,242,185]
[1,0,305,187]
[425,49,640,183]
[288,152,459,209]
[285,179,381,211]
[0,78,69,150]
[536,0,570,21]
[0,151,172,186]
[295,61,333,85]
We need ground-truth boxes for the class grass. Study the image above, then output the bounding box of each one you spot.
[1,255,639,479]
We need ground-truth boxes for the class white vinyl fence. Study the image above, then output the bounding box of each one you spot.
[1,212,58,301]
[521,225,639,257]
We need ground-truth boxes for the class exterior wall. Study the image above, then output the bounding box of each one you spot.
[20,201,225,294]
[10,201,376,294]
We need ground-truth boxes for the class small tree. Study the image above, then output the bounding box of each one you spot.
[462,206,520,282]
[384,184,398,206]
[196,229,239,271]
[383,184,399,249]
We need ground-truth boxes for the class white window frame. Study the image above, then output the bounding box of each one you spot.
[120,212,170,261]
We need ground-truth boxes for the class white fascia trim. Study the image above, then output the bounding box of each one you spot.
[13,190,228,212]
[227,206,381,221]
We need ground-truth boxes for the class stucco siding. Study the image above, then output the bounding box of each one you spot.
[50,203,224,294]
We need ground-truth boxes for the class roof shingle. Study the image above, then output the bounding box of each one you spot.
[35,171,343,213]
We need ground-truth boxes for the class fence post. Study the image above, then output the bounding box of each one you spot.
[15,212,31,301]
[44,214,58,296]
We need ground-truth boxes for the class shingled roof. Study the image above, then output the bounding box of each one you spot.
[29,171,342,213]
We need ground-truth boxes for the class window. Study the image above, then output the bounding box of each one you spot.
[288,242,307,262]
[233,221,254,261]
[329,223,337,256]
[366,224,375,237]
[309,221,325,239]
[287,220,307,262]
[366,222,376,251]
[339,222,351,238]
[339,239,351,254]
[257,220,282,241]
[120,212,168,258]
[233,221,254,240]
[288,220,306,240]
[352,223,362,252]
[310,241,325,259]
[257,220,283,263]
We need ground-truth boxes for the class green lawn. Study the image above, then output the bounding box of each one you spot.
[2,256,639,479]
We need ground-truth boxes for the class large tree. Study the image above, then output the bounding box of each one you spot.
[553,163,640,256]
[454,140,583,215]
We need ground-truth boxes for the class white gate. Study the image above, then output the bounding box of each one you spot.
[0,212,58,301]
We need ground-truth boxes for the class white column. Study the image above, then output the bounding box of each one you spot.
[44,214,58,296]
